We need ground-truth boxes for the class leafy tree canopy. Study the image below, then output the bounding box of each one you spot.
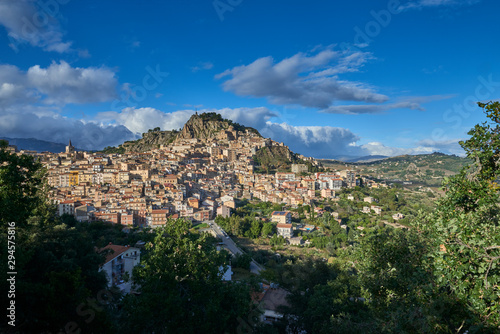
[417,102,500,329]
[119,219,252,333]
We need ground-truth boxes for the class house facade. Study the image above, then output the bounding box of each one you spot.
[276,223,293,238]
[271,211,292,225]
[100,244,141,289]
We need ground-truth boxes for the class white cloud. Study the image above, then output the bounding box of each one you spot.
[398,0,480,10]
[0,0,72,53]
[359,142,435,157]
[96,106,464,158]
[416,138,465,156]
[27,61,118,104]
[216,49,388,109]
[191,62,214,73]
[0,61,125,150]
[97,108,194,134]
[260,122,363,159]
[0,109,135,150]
[97,106,364,158]
[96,107,277,135]
[0,65,33,106]
[0,61,118,107]
[322,95,454,114]
[217,107,277,130]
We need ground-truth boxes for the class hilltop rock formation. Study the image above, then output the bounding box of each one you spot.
[121,129,178,152]
[101,112,261,153]
[177,112,261,141]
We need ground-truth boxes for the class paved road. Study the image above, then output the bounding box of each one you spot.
[207,220,264,274]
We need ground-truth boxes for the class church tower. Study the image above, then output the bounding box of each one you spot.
[65,139,75,154]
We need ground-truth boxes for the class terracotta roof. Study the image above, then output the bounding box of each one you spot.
[271,211,289,216]
[100,244,131,264]
[152,209,168,214]
[277,223,293,228]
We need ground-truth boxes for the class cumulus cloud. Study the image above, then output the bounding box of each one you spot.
[260,123,363,159]
[0,65,35,106]
[96,107,277,134]
[96,106,463,158]
[216,49,388,109]
[260,124,464,159]
[0,62,126,150]
[27,61,118,104]
[359,142,435,157]
[416,138,465,156]
[0,0,72,52]
[355,139,465,158]
[97,106,364,158]
[0,61,118,106]
[97,108,194,134]
[218,107,277,130]
[0,109,136,150]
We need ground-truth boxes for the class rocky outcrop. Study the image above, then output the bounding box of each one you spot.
[254,145,300,172]
[176,112,260,141]
[106,129,178,153]
[100,112,261,153]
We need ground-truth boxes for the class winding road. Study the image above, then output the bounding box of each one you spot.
[206,220,264,274]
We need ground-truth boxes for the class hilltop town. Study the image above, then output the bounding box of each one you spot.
[6,112,366,227]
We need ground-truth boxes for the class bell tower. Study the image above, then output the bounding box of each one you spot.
[65,139,75,154]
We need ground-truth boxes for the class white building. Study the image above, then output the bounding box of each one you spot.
[100,244,141,292]
[276,223,293,238]
[58,200,77,216]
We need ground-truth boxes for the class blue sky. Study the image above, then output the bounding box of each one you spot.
[0,0,499,158]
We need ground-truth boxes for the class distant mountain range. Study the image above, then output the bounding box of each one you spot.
[330,155,390,163]
[0,137,71,153]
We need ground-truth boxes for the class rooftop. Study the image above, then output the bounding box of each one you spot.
[100,244,133,264]
[271,211,289,216]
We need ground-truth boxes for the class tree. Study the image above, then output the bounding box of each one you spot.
[249,220,262,239]
[277,258,373,333]
[119,219,251,333]
[2,224,113,333]
[269,235,286,247]
[418,102,500,330]
[0,144,113,333]
[232,253,252,270]
[261,222,276,238]
[0,141,53,228]
[357,227,472,332]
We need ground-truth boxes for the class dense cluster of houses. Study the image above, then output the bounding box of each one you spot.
[8,130,364,228]
[2,134,404,324]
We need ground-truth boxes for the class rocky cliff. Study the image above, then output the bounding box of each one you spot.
[101,129,178,153]
[254,145,300,172]
[100,112,261,153]
[177,112,261,140]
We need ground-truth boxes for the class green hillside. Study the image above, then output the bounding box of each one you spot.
[321,153,470,188]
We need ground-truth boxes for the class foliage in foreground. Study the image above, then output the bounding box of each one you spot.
[417,102,500,328]
[118,219,252,334]
[1,103,499,333]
